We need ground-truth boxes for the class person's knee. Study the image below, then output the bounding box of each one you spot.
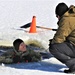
[49,43,58,53]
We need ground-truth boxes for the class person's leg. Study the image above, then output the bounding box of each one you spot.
[49,42,75,73]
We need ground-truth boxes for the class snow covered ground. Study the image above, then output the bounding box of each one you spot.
[0,0,75,75]
[0,57,69,75]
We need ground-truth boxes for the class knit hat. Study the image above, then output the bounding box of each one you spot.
[13,39,23,51]
[55,2,68,17]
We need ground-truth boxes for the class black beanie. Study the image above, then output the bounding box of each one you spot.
[55,2,68,17]
[13,39,23,51]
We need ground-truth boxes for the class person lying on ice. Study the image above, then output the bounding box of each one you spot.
[49,2,75,73]
[0,39,42,64]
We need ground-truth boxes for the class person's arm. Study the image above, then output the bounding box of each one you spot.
[51,17,75,44]
[29,50,42,61]
[0,51,14,64]
[0,55,13,64]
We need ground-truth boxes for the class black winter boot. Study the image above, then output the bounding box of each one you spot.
[64,69,75,74]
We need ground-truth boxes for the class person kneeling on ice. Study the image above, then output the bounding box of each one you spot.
[0,39,42,64]
[49,2,75,73]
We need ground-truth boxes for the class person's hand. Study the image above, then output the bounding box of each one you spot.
[49,39,53,47]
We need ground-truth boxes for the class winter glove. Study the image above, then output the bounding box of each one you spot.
[49,39,53,47]
[49,39,54,52]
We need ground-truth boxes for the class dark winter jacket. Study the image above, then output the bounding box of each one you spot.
[13,48,42,63]
[51,5,75,45]
[0,46,42,64]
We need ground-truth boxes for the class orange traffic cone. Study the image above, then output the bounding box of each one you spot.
[29,16,37,33]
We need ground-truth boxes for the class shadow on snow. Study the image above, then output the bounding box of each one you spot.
[6,61,67,73]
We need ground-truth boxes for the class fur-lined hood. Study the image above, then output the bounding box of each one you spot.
[64,5,75,17]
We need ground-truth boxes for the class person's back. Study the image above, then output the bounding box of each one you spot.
[63,5,75,44]
[53,5,75,44]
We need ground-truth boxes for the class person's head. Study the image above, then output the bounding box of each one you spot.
[55,2,68,19]
[13,39,26,52]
